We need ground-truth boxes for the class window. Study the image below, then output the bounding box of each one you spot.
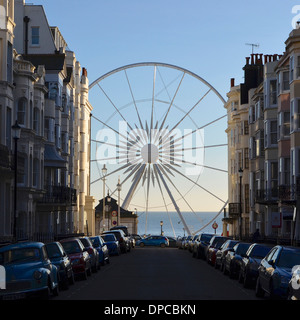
[290,56,294,82]
[270,121,277,145]
[17,98,27,126]
[279,112,290,139]
[244,120,249,135]
[31,27,39,45]
[33,158,39,188]
[290,99,300,132]
[269,80,277,105]
[7,42,13,83]
[244,148,249,169]
[33,107,39,134]
[297,56,300,78]
[283,71,289,91]
[6,107,11,147]
[271,162,278,191]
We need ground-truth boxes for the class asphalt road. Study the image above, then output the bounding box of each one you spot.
[55,246,262,301]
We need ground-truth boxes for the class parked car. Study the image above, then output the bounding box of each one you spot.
[102,229,130,253]
[239,243,273,288]
[206,236,229,266]
[132,234,142,242]
[79,237,100,272]
[177,236,186,249]
[215,240,239,270]
[110,225,129,236]
[90,235,110,264]
[183,235,193,250]
[60,238,92,280]
[223,242,252,278]
[167,237,177,247]
[288,265,300,300]
[188,235,198,252]
[45,241,75,290]
[192,233,214,259]
[98,233,120,256]
[0,241,59,300]
[256,245,300,299]
[136,235,169,247]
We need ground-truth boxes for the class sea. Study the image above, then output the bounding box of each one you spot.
[136,211,224,238]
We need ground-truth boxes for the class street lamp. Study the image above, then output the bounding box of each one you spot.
[160,220,163,236]
[238,167,243,240]
[102,164,107,232]
[117,177,122,226]
[12,120,21,242]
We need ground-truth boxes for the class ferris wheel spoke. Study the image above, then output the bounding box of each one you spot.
[96,82,134,132]
[193,200,228,234]
[124,69,144,130]
[150,66,157,143]
[122,164,146,210]
[161,114,227,150]
[154,164,192,236]
[153,165,176,237]
[162,162,226,204]
[159,72,185,132]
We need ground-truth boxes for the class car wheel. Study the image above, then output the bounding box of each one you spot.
[140,243,145,247]
[255,277,265,298]
[42,281,51,300]
[106,258,110,264]
[160,243,166,248]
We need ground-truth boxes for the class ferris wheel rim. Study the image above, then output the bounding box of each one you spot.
[89,62,226,104]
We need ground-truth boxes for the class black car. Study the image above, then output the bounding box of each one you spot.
[102,229,130,253]
[167,237,177,247]
[239,243,273,288]
[45,241,75,289]
[215,240,239,271]
[223,242,252,278]
[192,233,214,259]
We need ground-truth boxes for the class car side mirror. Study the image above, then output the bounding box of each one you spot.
[268,260,274,266]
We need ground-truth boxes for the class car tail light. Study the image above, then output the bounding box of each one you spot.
[119,237,124,243]
[88,248,94,255]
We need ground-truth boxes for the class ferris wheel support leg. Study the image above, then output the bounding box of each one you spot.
[155,164,192,236]
[122,164,146,210]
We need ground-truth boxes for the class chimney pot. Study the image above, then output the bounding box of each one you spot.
[231,78,235,88]
[82,67,88,77]
[251,54,254,65]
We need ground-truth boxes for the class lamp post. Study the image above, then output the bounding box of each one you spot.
[106,191,111,229]
[160,220,163,236]
[117,177,121,226]
[12,120,21,242]
[102,164,107,232]
[238,167,243,240]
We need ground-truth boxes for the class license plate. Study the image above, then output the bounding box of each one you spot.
[2,293,26,300]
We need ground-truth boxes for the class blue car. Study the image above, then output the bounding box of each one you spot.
[45,241,75,290]
[100,234,121,256]
[256,245,300,299]
[0,241,59,300]
[136,235,169,247]
[90,236,110,265]
[239,243,273,288]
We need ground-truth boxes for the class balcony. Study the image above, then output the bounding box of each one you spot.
[40,185,77,206]
[255,188,278,204]
[228,203,240,218]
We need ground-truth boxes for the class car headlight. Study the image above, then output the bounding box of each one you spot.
[33,270,42,280]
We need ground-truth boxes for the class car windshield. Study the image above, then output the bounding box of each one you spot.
[61,241,81,254]
[90,237,100,247]
[201,234,213,242]
[46,243,62,259]
[213,238,227,249]
[277,250,300,268]
[0,247,40,265]
[80,239,90,247]
[236,243,251,255]
[106,232,120,240]
[101,235,116,242]
[250,245,271,258]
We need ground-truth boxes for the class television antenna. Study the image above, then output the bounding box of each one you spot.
[245,43,259,54]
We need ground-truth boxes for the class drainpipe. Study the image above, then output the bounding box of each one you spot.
[24,16,30,55]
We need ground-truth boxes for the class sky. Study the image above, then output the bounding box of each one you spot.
[28,0,300,214]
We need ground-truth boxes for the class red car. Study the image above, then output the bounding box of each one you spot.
[60,238,92,280]
[206,236,229,266]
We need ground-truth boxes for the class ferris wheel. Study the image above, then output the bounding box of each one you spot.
[89,62,228,236]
